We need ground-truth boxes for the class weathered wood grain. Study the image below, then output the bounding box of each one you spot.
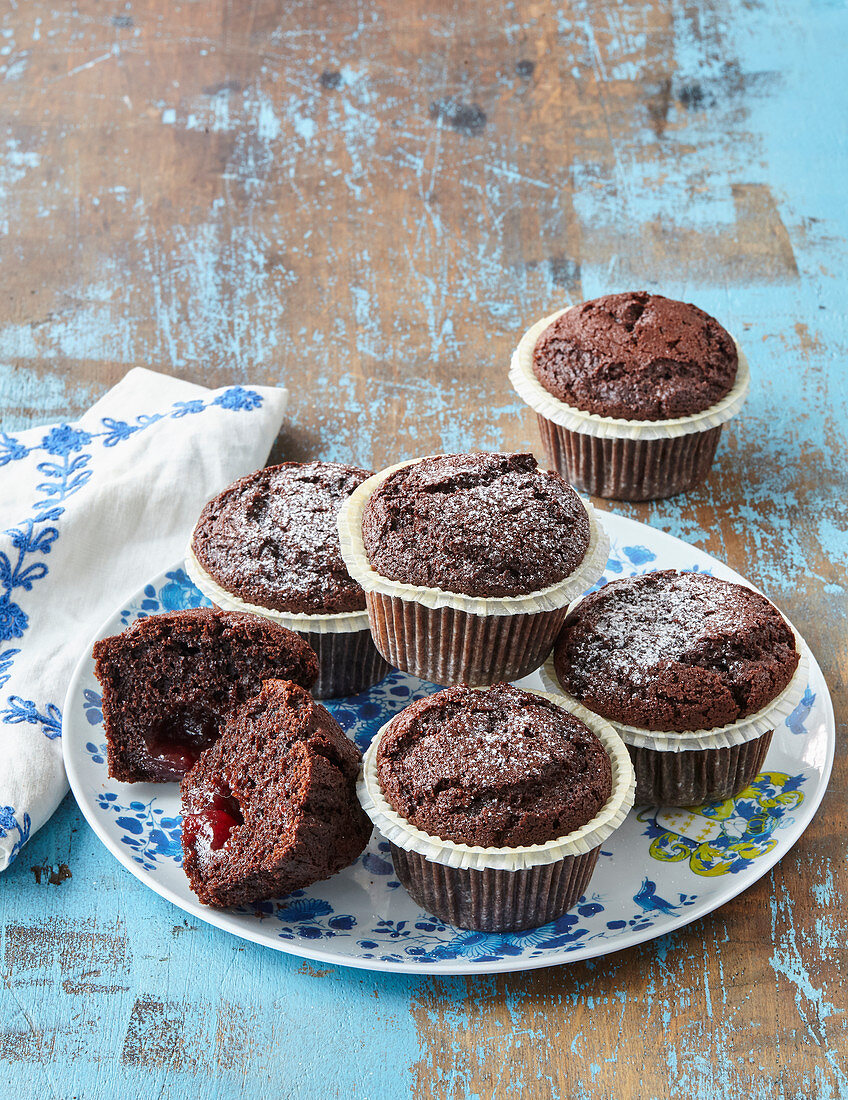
[1,0,846,1097]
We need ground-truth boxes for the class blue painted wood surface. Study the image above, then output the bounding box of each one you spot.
[1,0,846,1096]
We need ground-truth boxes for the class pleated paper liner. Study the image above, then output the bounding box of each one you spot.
[185,546,390,699]
[337,456,610,685]
[509,305,750,501]
[358,691,635,931]
[540,634,810,807]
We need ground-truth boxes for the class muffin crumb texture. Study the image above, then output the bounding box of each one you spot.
[376,682,612,847]
[192,461,373,614]
[92,608,318,783]
[181,679,372,908]
[362,452,590,597]
[533,291,738,420]
[555,570,799,731]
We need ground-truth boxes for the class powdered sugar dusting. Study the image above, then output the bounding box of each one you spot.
[556,570,799,731]
[194,461,372,613]
[566,572,774,682]
[362,453,590,597]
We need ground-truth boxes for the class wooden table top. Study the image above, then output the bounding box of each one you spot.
[1,2,845,1097]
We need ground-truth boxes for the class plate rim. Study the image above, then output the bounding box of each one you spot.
[62,511,836,976]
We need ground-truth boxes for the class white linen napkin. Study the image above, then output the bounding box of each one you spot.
[0,368,288,871]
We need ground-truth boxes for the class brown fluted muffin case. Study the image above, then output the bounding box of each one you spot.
[537,415,723,501]
[299,626,390,699]
[389,843,600,932]
[364,590,569,685]
[627,731,773,806]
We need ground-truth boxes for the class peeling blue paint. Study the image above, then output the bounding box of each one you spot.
[0,0,845,1096]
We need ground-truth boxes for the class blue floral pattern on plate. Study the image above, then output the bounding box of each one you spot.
[62,512,832,975]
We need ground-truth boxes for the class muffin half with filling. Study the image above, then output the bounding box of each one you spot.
[182,679,371,908]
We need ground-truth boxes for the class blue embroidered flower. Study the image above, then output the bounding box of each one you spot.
[213,387,263,412]
[0,648,20,690]
[0,806,30,861]
[0,432,28,465]
[1,696,62,738]
[40,425,92,456]
[0,597,28,641]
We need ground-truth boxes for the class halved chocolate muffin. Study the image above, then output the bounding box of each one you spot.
[92,608,318,783]
[181,679,372,908]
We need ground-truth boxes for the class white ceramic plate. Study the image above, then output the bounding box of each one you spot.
[63,512,834,976]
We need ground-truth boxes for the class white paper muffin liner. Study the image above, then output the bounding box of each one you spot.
[358,690,635,872]
[509,306,750,442]
[540,627,810,753]
[185,545,371,636]
[336,455,610,618]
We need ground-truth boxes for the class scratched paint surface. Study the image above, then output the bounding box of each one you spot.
[1,0,846,1097]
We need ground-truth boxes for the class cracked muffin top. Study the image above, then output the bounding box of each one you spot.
[532,291,738,420]
[553,570,799,732]
[192,461,373,614]
[361,452,590,598]
[376,682,612,848]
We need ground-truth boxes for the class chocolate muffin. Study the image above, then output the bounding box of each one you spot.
[554,571,799,732]
[376,683,612,847]
[192,461,372,614]
[92,608,318,783]
[188,462,390,698]
[181,680,371,909]
[359,685,634,931]
[338,453,607,686]
[510,293,748,500]
[361,452,590,598]
[548,571,802,805]
[532,292,738,421]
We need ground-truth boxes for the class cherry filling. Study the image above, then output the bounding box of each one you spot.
[143,710,220,781]
[182,792,244,851]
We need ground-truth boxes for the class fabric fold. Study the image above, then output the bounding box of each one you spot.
[0,368,287,871]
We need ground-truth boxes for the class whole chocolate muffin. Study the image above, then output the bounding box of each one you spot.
[554,570,799,732]
[181,680,372,908]
[533,292,738,420]
[192,461,373,614]
[361,452,590,598]
[92,608,318,782]
[376,682,612,847]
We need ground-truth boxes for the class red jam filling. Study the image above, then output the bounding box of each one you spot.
[182,792,244,851]
[144,711,220,780]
